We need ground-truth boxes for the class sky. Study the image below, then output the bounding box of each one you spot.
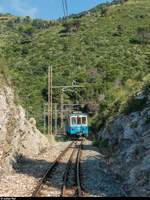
[0,0,113,20]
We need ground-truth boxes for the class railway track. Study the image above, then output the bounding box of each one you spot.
[32,138,84,197]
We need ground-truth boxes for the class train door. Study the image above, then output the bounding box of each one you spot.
[81,116,88,135]
[71,116,77,126]
[77,115,87,135]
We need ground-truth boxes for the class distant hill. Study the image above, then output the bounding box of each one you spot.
[0,0,150,133]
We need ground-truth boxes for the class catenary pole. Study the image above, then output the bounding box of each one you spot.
[48,66,52,135]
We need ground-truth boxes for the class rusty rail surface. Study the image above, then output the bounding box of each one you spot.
[32,140,75,197]
[61,138,84,197]
[61,141,78,197]
[76,139,83,197]
[32,138,84,197]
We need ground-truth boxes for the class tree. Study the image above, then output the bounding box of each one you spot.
[24,25,35,37]
[117,24,124,35]
[137,27,150,44]
[88,67,98,83]
[18,24,24,32]
[76,71,88,83]
[14,17,20,23]
[24,16,31,23]
[101,7,108,17]
[62,19,81,33]
[7,20,14,28]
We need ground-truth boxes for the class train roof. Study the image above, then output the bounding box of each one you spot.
[69,112,87,116]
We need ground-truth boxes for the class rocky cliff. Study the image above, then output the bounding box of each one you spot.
[98,91,150,196]
[0,85,49,175]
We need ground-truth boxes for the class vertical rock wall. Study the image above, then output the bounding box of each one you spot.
[0,86,49,174]
[98,98,150,196]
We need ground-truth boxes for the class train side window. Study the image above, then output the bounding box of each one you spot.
[71,117,77,125]
[82,117,87,125]
[77,117,81,125]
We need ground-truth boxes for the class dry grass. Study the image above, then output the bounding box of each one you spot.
[46,134,57,145]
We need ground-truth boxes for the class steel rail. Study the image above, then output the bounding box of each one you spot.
[32,140,75,197]
[61,141,78,196]
[76,139,83,197]
[61,139,84,197]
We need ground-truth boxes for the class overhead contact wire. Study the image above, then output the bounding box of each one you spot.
[62,0,66,18]
[64,0,68,18]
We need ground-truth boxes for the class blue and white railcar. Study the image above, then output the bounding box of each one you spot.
[65,112,88,136]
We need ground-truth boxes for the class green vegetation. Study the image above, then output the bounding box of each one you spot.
[100,138,109,148]
[135,148,140,156]
[123,96,147,115]
[92,139,99,147]
[0,0,150,133]
[0,58,10,85]
[130,121,138,128]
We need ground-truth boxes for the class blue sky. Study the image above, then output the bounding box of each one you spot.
[0,0,113,20]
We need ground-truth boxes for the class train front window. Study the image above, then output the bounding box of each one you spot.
[77,117,81,125]
[71,117,77,125]
[82,117,87,125]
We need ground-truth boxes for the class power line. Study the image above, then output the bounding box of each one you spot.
[62,0,66,18]
[64,0,68,17]
[62,0,68,18]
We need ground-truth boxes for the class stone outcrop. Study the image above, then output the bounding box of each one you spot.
[0,86,49,175]
[98,94,150,196]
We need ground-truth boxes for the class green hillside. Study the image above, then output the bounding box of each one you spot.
[0,0,150,134]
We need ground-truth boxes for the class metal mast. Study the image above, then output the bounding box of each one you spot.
[55,103,58,135]
[61,92,64,129]
[48,66,52,135]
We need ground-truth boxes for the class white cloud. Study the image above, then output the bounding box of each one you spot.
[9,0,37,18]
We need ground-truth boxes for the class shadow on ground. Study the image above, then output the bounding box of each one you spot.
[11,142,125,197]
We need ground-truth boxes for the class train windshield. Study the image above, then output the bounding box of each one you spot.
[77,117,81,125]
[71,115,87,125]
[82,117,87,125]
[71,117,77,125]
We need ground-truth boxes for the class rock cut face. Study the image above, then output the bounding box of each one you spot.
[98,104,150,196]
[0,86,49,174]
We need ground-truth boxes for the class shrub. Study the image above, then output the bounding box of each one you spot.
[24,25,35,36]
[123,96,147,115]
[101,7,108,17]
[143,82,150,96]
[100,138,109,148]
[137,27,150,44]
[62,19,81,33]
[0,59,9,84]
[135,148,139,156]
[92,139,99,147]
[130,121,138,128]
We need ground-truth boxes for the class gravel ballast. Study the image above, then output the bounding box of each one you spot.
[0,138,126,197]
[0,141,72,197]
[80,139,126,197]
